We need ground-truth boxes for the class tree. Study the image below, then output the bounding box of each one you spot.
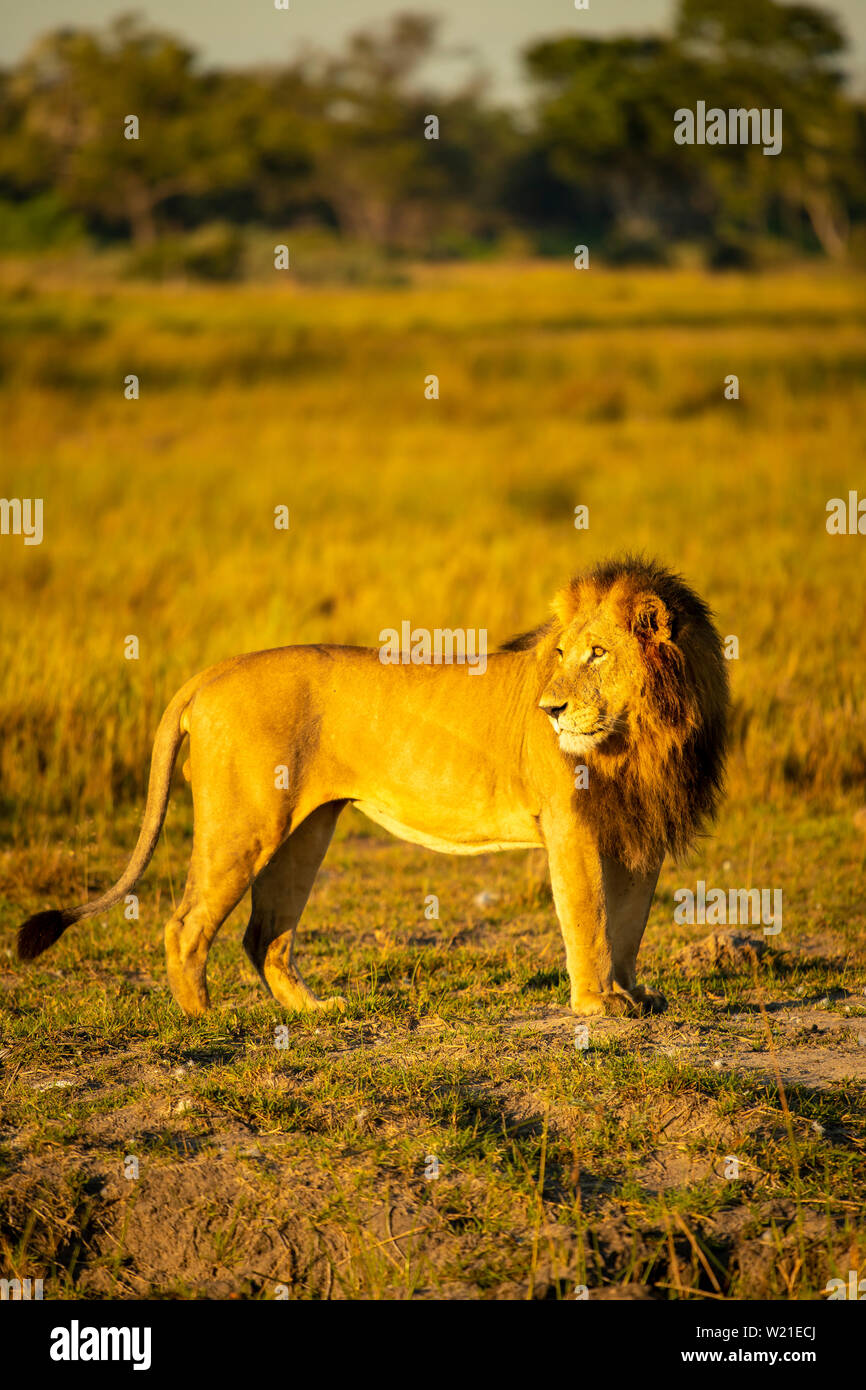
[522,0,865,260]
[676,0,861,258]
[12,15,253,243]
[290,13,514,249]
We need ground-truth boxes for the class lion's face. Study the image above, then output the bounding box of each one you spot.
[538,588,673,758]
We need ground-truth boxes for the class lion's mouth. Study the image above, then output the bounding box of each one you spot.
[547,714,606,740]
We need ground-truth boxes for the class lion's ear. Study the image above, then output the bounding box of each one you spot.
[552,583,581,628]
[631,592,673,645]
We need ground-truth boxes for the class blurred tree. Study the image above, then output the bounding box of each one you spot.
[521,35,703,251]
[0,70,55,197]
[522,0,865,260]
[6,14,314,244]
[287,13,515,249]
[0,1,862,263]
[676,0,862,257]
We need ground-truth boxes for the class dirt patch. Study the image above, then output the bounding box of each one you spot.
[1,1147,859,1301]
[673,930,772,976]
[499,997,866,1091]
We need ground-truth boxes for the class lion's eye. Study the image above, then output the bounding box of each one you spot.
[555,647,564,661]
[591,646,606,660]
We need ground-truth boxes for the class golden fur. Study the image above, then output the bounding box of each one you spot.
[18,555,729,1020]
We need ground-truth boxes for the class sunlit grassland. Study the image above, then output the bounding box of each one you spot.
[2,259,865,1299]
[1,260,864,844]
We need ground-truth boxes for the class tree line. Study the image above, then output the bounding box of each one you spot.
[0,0,863,269]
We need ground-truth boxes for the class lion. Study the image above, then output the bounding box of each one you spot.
[17,555,728,1020]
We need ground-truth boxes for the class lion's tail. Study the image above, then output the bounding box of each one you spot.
[17,674,205,962]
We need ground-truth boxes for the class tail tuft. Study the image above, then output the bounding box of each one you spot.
[17,909,73,961]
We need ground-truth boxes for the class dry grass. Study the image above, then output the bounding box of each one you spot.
[0,257,864,1298]
[1,260,865,825]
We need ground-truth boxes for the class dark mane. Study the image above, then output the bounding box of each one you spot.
[527,554,730,872]
[499,619,555,653]
[574,552,718,639]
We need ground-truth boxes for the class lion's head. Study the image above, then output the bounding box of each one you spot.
[508,556,729,873]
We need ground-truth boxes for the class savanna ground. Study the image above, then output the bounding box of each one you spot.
[0,258,864,1299]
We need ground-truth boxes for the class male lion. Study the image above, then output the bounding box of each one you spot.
[17,555,728,1019]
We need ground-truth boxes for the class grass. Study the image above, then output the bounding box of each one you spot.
[0,256,864,1298]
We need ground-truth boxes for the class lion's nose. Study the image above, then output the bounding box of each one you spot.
[540,698,568,719]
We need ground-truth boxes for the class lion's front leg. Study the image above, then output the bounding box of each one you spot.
[543,815,659,1018]
[543,816,622,1016]
[602,856,666,1015]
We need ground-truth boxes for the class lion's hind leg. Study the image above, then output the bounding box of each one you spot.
[164,839,262,1018]
[243,801,347,1014]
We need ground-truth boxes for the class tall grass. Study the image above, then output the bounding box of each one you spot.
[1,260,864,835]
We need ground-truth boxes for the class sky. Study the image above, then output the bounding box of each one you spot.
[3,0,865,99]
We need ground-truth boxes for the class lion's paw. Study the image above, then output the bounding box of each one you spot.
[571,986,660,1018]
[630,985,667,1015]
[571,989,635,1018]
[570,992,606,1017]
